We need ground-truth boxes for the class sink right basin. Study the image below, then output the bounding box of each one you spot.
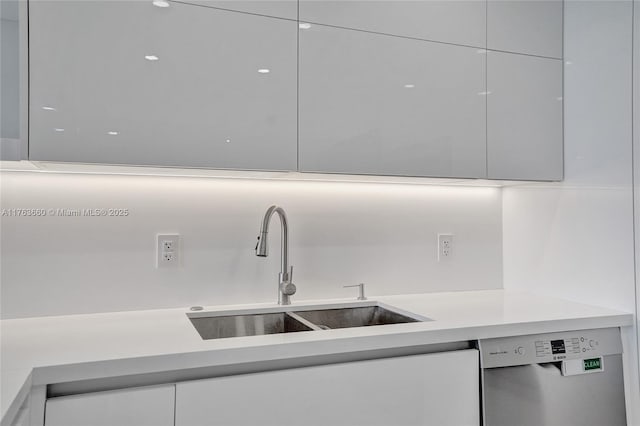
[293,305,420,330]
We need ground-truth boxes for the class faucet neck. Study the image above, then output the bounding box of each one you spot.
[258,206,289,272]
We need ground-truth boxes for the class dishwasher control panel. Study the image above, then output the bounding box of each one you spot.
[479,327,622,368]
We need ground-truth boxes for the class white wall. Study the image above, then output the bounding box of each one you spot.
[0,171,502,319]
[503,0,639,422]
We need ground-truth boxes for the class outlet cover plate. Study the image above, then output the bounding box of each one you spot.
[438,233,453,262]
[157,234,180,268]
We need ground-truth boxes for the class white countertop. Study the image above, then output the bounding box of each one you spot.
[0,289,633,424]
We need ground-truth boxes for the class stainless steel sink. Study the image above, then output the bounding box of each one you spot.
[293,306,419,329]
[189,303,426,340]
[190,312,316,340]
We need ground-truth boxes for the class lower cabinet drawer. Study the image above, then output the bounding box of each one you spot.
[175,349,480,426]
[44,384,175,426]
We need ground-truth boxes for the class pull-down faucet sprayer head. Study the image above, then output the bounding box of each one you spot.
[255,231,269,257]
[256,205,282,257]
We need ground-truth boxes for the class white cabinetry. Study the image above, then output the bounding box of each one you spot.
[487,0,563,58]
[487,52,563,180]
[300,0,486,47]
[28,1,297,171]
[175,350,480,426]
[44,385,175,426]
[180,0,297,20]
[26,0,564,181]
[299,25,486,178]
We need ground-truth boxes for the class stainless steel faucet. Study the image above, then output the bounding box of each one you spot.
[255,205,296,305]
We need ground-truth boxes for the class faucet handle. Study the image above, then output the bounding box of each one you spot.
[281,281,297,296]
[344,283,367,300]
[280,266,296,296]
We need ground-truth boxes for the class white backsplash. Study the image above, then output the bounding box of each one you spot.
[0,172,502,319]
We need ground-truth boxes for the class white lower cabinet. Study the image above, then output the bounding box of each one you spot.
[175,349,480,426]
[44,384,175,426]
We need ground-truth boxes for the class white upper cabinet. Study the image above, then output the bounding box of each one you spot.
[26,0,563,180]
[487,52,563,180]
[300,0,486,47]
[299,24,487,178]
[177,0,297,20]
[487,0,563,58]
[28,0,297,171]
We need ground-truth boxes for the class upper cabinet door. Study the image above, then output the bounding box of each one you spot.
[29,1,297,171]
[299,25,487,178]
[487,52,563,180]
[177,0,297,20]
[487,0,563,58]
[300,0,486,48]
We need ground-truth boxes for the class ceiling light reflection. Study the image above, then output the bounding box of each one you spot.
[152,0,170,7]
[54,128,64,132]
[145,55,160,61]
[299,23,312,29]
[108,131,119,136]
[404,84,415,89]
[42,106,56,111]
[257,69,270,74]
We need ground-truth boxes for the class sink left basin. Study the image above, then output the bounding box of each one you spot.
[189,312,315,340]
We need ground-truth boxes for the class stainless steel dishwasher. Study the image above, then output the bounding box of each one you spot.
[479,328,626,426]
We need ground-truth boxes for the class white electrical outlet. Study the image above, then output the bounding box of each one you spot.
[438,233,453,262]
[157,234,180,268]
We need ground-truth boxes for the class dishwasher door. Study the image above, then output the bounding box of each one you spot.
[479,328,626,426]
[483,354,626,426]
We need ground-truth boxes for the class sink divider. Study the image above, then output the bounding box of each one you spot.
[286,312,327,331]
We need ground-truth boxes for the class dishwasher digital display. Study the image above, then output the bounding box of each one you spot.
[551,339,566,354]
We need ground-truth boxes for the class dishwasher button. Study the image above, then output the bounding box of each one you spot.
[589,340,596,348]
[516,346,525,355]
